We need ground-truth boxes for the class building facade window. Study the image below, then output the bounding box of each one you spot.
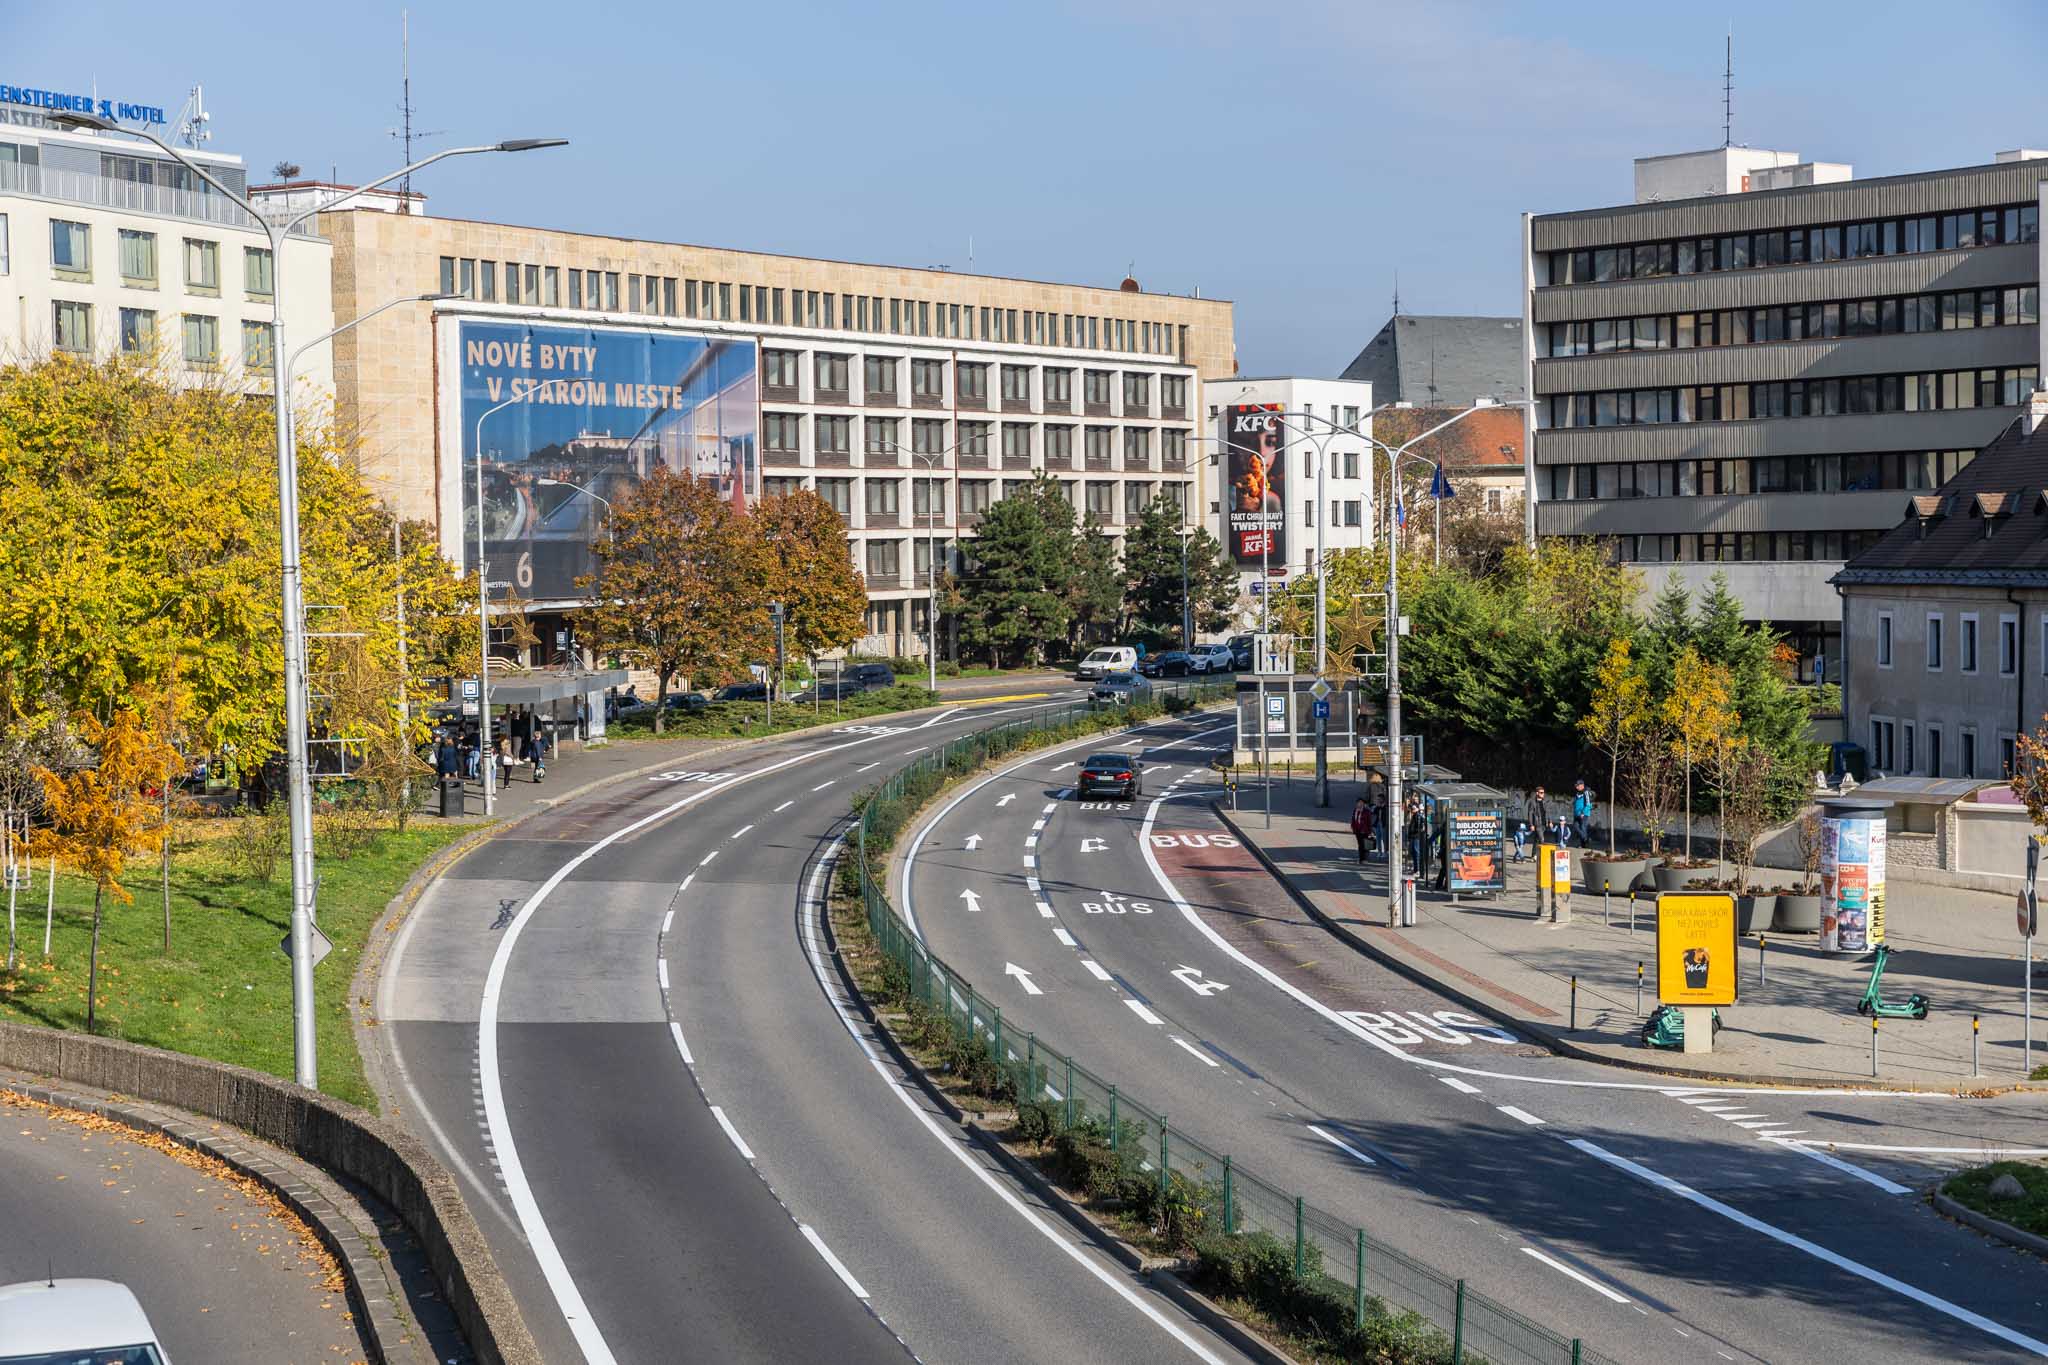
[1162,374,1187,412]
[52,219,90,276]
[912,358,945,400]
[1546,367,2040,429]
[1085,482,1115,520]
[817,478,852,517]
[912,478,945,518]
[864,354,898,400]
[960,479,992,515]
[181,312,219,366]
[1869,718,1896,773]
[118,229,156,285]
[1085,426,1113,463]
[1044,368,1073,405]
[1927,615,1943,671]
[815,415,851,454]
[1122,372,1149,411]
[183,238,219,294]
[816,352,849,395]
[865,479,901,517]
[1123,427,1151,465]
[864,416,899,456]
[912,418,945,455]
[118,307,155,355]
[544,266,559,306]
[2000,615,2019,676]
[763,349,800,390]
[241,245,274,299]
[1545,449,1980,501]
[865,540,900,580]
[1876,612,1893,668]
[1961,613,1979,673]
[763,476,803,500]
[52,299,91,352]
[1084,369,1113,407]
[959,421,990,458]
[0,213,10,274]
[1162,429,1186,466]
[1001,364,1032,403]
[765,413,803,453]
[1045,425,1073,464]
[957,363,988,402]
[242,320,274,373]
[1001,423,1031,461]
[1961,729,1978,778]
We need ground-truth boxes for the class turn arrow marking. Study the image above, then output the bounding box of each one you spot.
[963,833,983,850]
[1171,965,1230,997]
[960,888,983,913]
[1005,962,1043,995]
[996,793,1016,807]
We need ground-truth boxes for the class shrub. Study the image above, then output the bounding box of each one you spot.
[1015,1097,1058,1145]
[222,805,288,882]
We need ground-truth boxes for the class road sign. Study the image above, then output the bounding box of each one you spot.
[461,679,480,700]
[1657,893,1738,1006]
[281,923,334,970]
[2018,888,2037,939]
[1308,677,1333,702]
[1253,632,1295,676]
[1265,695,1285,716]
[1312,699,1330,720]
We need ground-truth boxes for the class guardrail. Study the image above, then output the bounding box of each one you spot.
[849,686,1620,1365]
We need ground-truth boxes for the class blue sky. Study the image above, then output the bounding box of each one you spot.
[18,1,2043,374]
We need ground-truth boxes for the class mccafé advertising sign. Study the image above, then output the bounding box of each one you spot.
[1225,403,1286,564]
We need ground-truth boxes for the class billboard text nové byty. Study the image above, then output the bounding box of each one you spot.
[459,320,758,602]
[1225,403,1285,565]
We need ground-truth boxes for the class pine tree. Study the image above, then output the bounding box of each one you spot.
[952,474,1076,667]
[1121,493,1237,645]
[1069,515,1124,649]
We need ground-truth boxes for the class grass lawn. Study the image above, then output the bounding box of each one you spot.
[1943,1160,2048,1238]
[0,818,468,1110]
[604,684,941,741]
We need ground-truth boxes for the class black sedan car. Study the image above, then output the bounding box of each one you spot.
[1137,651,1193,678]
[1075,751,1143,801]
[713,681,769,702]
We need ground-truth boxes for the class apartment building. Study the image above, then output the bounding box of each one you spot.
[0,118,332,394]
[320,208,1234,658]
[1525,146,2045,681]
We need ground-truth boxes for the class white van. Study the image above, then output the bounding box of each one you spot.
[1075,646,1137,681]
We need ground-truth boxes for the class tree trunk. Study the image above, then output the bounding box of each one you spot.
[1683,738,1692,857]
[87,884,103,1033]
[654,668,670,735]
[161,781,172,953]
[1608,751,1618,855]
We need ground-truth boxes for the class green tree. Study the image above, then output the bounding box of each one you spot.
[1069,515,1124,649]
[1578,637,1648,854]
[580,467,770,730]
[1122,494,1237,645]
[754,488,868,681]
[951,474,1076,667]
[1639,571,1694,697]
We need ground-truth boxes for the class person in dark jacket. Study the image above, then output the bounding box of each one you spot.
[1527,786,1552,849]
[435,734,458,780]
[1348,796,1373,864]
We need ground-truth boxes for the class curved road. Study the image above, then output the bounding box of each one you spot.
[901,715,2048,1365]
[0,1089,370,1364]
[375,693,1250,1363]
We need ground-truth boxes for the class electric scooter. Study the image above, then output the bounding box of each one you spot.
[1854,942,1929,1020]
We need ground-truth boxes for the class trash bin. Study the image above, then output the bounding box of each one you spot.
[439,776,465,818]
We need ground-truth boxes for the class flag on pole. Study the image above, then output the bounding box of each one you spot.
[1429,461,1456,500]
[1394,490,1406,527]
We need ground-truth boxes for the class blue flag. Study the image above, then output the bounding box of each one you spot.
[1430,462,1455,500]
[1394,491,1406,527]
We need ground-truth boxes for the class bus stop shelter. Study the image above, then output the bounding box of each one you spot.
[1412,779,1510,896]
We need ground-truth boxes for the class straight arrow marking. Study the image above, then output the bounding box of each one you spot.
[959,888,983,913]
[1005,962,1043,996]
[963,833,983,850]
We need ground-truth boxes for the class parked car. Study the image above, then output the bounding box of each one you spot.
[1140,650,1193,678]
[1091,671,1153,705]
[1188,643,1236,674]
[846,662,898,690]
[662,691,710,714]
[795,679,862,704]
[1076,645,1138,680]
[713,681,769,702]
[0,1279,170,1364]
[1227,634,1255,670]
[1076,751,1144,801]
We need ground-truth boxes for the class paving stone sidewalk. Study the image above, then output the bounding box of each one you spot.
[1215,778,2048,1091]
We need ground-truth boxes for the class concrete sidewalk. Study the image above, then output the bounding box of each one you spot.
[1214,779,2048,1091]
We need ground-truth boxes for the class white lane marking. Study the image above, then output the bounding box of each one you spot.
[1052,761,1075,771]
[856,762,880,773]
[1568,1139,2048,1357]
[1771,1141,1912,1194]
[1497,1105,1545,1127]
[679,872,695,891]
[661,910,674,934]
[795,837,1232,1365]
[1308,1124,1377,1167]
[1732,1120,1779,1130]
[1054,927,1076,946]
[699,850,718,866]
[1025,876,1042,892]
[1172,1036,1221,1067]
[732,823,755,839]
[1041,802,1058,815]
[1082,959,1113,982]
[1036,901,1055,919]
[1799,1141,2048,1155]
[711,1106,756,1161]
[1032,819,1047,831]
[1023,854,1037,867]
[1439,1077,1482,1095]
[657,958,669,990]
[1025,835,1038,849]
[799,1224,871,1299]
[1754,1129,1807,1140]
[669,1021,695,1065]
[813,780,835,792]
[1522,1247,1629,1304]
[773,799,795,813]
[902,746,927,755]
[1126,999,1163,1026]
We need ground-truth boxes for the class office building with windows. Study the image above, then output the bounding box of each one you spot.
[1204,377,1376,603]
[321,207,1234,659]
[0,118,332,395]
[1525,146,2044,680]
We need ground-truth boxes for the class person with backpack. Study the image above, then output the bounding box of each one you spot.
[1572,779,1594,849]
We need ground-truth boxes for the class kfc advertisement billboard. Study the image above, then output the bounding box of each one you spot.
[1225,403,1286,564]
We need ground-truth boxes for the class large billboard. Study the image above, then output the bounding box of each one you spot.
[458,321,757,602]
[1224,403,1285,564]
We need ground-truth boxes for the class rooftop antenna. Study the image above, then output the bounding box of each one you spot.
[173,84,211,150]
[390,11,445,209]
[1392,271,1401,317]
[1722,28,1734,149]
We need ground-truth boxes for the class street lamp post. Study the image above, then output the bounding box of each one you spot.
[1176,525,1195,651]
[472,392,532,818]
[50,110,566,1088]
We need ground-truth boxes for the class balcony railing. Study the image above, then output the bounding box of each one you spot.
[0,162,321,237]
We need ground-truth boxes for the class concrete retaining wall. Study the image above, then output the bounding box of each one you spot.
[0,1021,539,1365]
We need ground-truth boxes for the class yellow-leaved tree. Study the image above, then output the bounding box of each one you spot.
[1578,636,1648,856]
[1662,646,1736,861]
[30,709,179,1032]
[754,488,867,689]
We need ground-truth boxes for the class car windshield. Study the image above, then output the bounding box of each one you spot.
[1102,673,1137,685]
[1085,650,1118,662]
[1083,754,1127,769]
[1,1349,167,1365]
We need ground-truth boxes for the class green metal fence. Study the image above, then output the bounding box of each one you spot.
[848,686,1621,1365]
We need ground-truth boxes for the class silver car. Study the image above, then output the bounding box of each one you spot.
[1091,671,1153,704]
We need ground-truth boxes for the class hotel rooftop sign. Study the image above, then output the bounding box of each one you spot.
[1,83,166,126]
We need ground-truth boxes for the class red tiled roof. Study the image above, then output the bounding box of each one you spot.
[1370,406,1524,473]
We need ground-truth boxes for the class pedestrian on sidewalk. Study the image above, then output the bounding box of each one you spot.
[1404,794,1425,879]
[493,733,511,786]
[435,733,459,781]
[1511,811,1530,861]
[1572,779,1594,848]
[1527,786,1551,852]
[462,734,479,781]
[522,730,546,783]
[1349,796,1373,864]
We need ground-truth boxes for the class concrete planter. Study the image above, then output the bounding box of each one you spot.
[1653,860,1714,892]
[1736,893,1777,934]
[1773,894,1824,933]
[1579,856,1648,895]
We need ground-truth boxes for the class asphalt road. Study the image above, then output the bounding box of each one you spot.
[902,713,2048,1365]
[375,689,1251,1364]
[0,1090,370,1364]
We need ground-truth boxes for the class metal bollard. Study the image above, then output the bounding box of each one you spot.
[1628,891,1636,935]
[1972,1014,1980,1077]
[1571,975,1578,1031]
[1636,961,1643,1016]
[1872,1016,1880,1077]
[1759,933,1767,986]
[1603,881,1612,927]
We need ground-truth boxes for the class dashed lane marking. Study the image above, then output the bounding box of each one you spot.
[1308,1124,1378,1167]
[1171,1036,1221,1067]
[710,1106,755,1161]
[1126,999,1164,1027]
[1497,1105,1545,1127]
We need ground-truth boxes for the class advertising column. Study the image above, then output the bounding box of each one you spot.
[1819,795,1888,955]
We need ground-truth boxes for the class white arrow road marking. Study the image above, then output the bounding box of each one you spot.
[963,833,982,850]
[1080,837,1108,852]
[1005,962,1043,996]
[959,888,983,913]
[1171,965,1230,997]
[1052,761,1075,771]
[1569,1139,2048,1357]
[1521,1247,1629,1304]
[997,793,1016,807]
